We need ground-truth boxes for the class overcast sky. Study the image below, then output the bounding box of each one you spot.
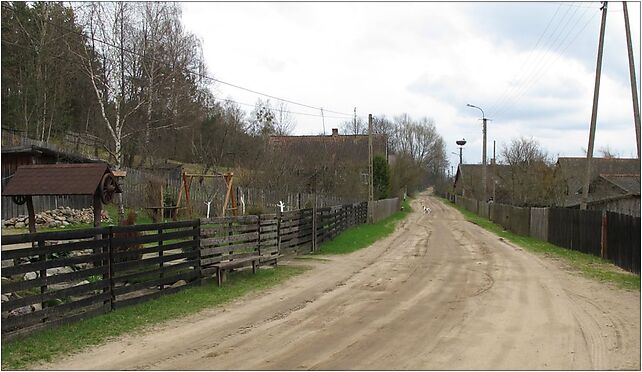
[181,1,641,170]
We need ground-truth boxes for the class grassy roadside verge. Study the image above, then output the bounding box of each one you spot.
[437,197,640,291]
[316,198,413,255]
[1,266,307,370]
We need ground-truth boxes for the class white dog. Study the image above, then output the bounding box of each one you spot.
[422,205,431,214]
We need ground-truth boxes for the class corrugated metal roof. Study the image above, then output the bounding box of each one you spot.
[2,163,121,196]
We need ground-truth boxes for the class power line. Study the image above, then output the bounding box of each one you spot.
[488,4,594,118]
[486,3,563,115]
[0,3,355,118]
[488,4,581,116]
[491,8,599,119]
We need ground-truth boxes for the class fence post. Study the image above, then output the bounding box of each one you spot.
[277,211,282,255]
[312,204,317,252]
[158,227,164,291]
[107,226,115,310]
[600,210,608,259]
[257,214,262,257]
[194,219,201,281]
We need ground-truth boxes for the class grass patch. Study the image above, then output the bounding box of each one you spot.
[2,265,307,370]
[316,198,413,255]
[438,197,640,291]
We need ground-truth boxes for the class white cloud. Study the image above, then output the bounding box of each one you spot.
[181,2,641,168]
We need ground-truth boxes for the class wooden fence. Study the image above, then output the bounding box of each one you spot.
[451,194,640,274]
[606,212,641,274]
[1,202,367,340]
[370,197,401,223]
[548,208,602,257]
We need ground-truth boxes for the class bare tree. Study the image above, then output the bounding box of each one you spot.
[500,137,560,206]
[75,2,144,169]
[273,101,296,135]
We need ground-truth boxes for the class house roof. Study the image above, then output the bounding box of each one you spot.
[1,145,102,164]
[268,132,387,164]
[454,164,513,186]
[556,157,640,194]
[2,163,121,196]
[600,174,641,195]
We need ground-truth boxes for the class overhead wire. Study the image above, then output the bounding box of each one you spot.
[0,3,355,119]
[491,6,599,119]
[487,3,579,116]
[488,3,596,119]
[486,3,564,115]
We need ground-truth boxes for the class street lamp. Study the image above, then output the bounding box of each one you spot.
[466,104,489,201]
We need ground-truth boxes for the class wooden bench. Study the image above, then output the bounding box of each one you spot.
[212,254,261,287]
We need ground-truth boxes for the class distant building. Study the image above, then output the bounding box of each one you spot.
[268,128,388,166]
[453,163,513,202]
[554,157,640,216]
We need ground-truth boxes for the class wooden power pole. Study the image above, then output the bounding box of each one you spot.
[582,1,608,210]
[623,1,641,158]
[368,114,374,223]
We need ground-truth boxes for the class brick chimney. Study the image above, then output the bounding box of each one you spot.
[331,128,339,137]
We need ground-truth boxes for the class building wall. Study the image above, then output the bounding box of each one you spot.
[588,197,641,217]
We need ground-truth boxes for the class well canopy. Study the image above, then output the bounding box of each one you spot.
[2,163,122,196]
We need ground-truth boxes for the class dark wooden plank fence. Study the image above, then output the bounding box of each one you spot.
[548,208,602,257]
[2,201,368,340]
[606,212,641,274]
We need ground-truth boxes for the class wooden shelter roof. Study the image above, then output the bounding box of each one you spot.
[2,163,121,196]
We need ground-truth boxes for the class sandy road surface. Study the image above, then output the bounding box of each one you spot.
[42,193,640,370]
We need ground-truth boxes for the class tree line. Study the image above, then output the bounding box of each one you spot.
[2,2,450,202]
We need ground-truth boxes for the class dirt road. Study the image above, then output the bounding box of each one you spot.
[42,193,640,370]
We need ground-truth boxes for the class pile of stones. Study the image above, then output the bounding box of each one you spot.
[2,207,110,229]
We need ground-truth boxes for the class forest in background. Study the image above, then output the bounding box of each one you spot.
[1,2,449,200]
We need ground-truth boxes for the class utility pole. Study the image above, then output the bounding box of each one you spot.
[482,117,488,201]
[354,107,357,134]
[582,1,608,210]
[466,104,488,201]
[320,108,325,135]
[368,114,374,223]
[623,1,641,158]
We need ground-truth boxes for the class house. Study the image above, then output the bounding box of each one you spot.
[268,128,388,165]
[267,128,387,197]
[453,163,513,202]
[554,157,640,215]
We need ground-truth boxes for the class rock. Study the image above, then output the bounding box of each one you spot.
[1,295,9,303]
[62,221,70,226]
[73,263,93,271]
[32,303,42,311]
[48,282,74,291]
[23,272,38,281]
[9,305,33,316]
[74,280,90,287]
[1,260,14,269]
[15,222,25,228]
[171,280,187,288]
[46,266,74,276]
[56,216,66,221]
